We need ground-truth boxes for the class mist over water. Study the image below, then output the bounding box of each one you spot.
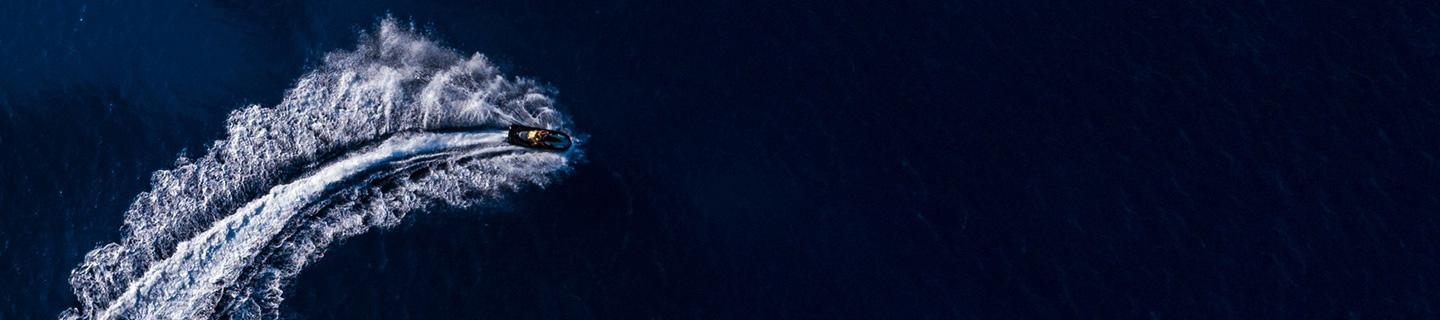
[61,19,577,320]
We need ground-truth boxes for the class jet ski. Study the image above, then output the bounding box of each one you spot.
[507,124,572,151]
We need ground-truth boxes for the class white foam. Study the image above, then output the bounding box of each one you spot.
[61,18,576,319]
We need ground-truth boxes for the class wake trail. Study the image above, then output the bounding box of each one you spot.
[62,18,579,320]
[102,132,513,318]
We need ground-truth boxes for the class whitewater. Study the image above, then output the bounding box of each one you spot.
[61,19,578,320]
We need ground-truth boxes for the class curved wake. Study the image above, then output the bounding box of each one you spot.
[62,19,578,320]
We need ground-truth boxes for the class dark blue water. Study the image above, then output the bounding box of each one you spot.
[2,0,1437,318]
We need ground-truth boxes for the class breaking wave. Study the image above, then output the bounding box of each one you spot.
[61,19,578,320]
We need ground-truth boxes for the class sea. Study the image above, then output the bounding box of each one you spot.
[1,0,1437,318]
